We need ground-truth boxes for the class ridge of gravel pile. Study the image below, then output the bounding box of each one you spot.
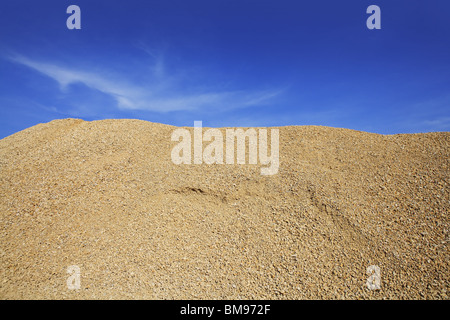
[0,118,448,299]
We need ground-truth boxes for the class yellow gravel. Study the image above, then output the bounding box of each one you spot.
[0,118,448,299]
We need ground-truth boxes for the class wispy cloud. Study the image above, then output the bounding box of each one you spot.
[398,95,450,132]
[7,53,284,113]
[423,117,450,130]
[133,41,166,79]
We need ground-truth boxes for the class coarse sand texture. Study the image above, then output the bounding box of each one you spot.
[0,119,448,299]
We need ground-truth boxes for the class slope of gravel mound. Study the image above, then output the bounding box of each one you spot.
[0,118,448,299]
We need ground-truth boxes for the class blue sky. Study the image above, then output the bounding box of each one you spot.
[1,0,449,138]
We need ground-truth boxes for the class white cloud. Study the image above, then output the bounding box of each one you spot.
[8,54,283,113]
[423,117,450,129]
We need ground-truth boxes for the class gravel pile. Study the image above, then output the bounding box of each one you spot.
[0,118,448,299]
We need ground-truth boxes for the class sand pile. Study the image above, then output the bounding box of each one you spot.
[0,118,448,299]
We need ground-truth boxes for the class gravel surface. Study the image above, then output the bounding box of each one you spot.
[0,118,448,299]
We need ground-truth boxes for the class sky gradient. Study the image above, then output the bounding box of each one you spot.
[1,0,449,138]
